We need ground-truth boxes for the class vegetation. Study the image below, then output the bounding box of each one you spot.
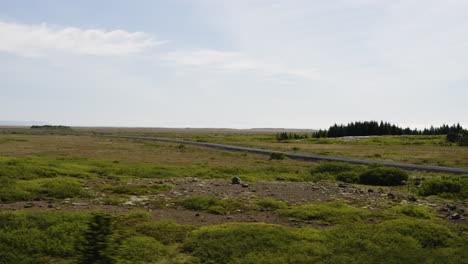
[30,125,72,130]
[269,152,285,160]
[418,177,467,199]
[281,201,371,224]
[276,132,308,141]
[313,121,466,138]
[359,167,409,186]
[0,130,466,263]
[309,161,409,186]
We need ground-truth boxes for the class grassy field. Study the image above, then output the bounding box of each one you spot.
[80,128,468,168]
[3,126,467,168]
[0,129,467,263]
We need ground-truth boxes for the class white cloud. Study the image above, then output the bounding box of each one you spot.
[0,21,163,57]
[162,49,318,79]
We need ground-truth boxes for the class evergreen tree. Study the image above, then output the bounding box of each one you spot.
[77,212,115,264]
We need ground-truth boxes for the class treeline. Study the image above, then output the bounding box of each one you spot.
[275,132,308,141]
[30,125,71,130]
[313,121,466,138]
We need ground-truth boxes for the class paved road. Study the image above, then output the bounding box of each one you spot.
[19,131,468,174]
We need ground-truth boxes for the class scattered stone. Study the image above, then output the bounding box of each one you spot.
[408,196,417,202]
[33,197,44,201]
[447,204,457,210]
[338,183,348,188]
[368,189,374,193]
[241,184,249,188]
[71,203,88,206]
[48,204,54,208]
[387,193,395,199]
[231,177,242,184]
[378,189,385,193]
[24,203,34,208]
[400,180,407,185]
[226,216,233,220]
[440,207,449,212]
[276,177,286,181]
[195,213,200,217]
[451,213,461,220]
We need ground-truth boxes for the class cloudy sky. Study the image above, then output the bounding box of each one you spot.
[1,0,467,129]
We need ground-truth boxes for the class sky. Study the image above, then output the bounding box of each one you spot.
[1,0,467,129]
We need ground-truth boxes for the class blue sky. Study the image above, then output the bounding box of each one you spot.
[1,0,467,129]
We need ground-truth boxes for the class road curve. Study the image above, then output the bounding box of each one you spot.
[19,131,468,175]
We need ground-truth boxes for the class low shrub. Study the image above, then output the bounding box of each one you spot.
[0,177,90,201]
[136,220,197,245]
[255,199,287,211]
[335,171,360,183]
[359,167,408,186]
[177,195,251,215]
[104,183,174,195]
[116,236,168,264]
[269,152,285,160]
[312,162,357,174]
[182,223,310,264]
[389,205,432,219]
[281,201,371,224]
[379,218,456,248]
[418,178,463,197]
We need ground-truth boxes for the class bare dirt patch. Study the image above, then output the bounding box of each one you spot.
[2,178,466,226]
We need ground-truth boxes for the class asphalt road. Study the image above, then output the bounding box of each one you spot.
[20,131,468,175]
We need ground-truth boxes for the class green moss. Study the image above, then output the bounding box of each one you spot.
[136,220,197,245]
[281,201,371,224]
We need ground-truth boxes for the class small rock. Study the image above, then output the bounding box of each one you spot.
[24,203,34,208]
[408,196,417,202]
[48,204,54,208]
[226,216,233,219]
[440,207,449,212]
[33,197,44,201]
[241,184,249,188]
[447,204,457,210]
[71,203,88,206]
[368,189,374,193]
[451,213,461,220]
[276,177,286,181]
[195,213,200,217]
[231,177,242,184]
[338,183,348,188]
[387,193,395,199]
[400,180,407,185]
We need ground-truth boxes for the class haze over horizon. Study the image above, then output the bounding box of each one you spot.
[1,0,467,129]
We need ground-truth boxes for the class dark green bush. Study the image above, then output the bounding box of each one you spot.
[313,162,356,174]
[269,152,285,160]
[359,167,408,186]
[336,171,360,183]
[418,178,462,197]
[458,133,468,146]
[446,132,460,143]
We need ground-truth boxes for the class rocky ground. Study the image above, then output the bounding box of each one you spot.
[1,178,466,227]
